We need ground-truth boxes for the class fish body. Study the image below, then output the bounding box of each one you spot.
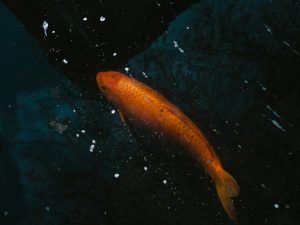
[96,71,239,219]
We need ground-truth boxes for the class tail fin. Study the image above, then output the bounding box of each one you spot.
[215,169,240,220]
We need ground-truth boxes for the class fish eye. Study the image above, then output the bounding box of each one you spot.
[111,74,117,79]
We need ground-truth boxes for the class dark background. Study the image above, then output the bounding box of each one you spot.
[0,0,299,225]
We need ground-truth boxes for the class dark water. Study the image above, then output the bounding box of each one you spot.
[0,0,299,225]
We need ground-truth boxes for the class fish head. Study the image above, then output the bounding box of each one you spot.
[96,71,123,100]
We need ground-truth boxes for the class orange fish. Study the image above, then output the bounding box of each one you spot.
[96,71,240,219]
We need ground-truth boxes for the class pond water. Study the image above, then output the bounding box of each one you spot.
[0,1,299,225]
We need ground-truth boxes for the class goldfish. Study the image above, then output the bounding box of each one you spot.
[96,71,240,219]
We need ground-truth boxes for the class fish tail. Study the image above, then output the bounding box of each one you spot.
[215,169,240,220]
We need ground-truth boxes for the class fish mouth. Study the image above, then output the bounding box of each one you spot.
[96,71,123,91]
[96,72,105,84]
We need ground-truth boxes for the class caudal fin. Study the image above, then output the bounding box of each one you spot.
[215,169,240,220]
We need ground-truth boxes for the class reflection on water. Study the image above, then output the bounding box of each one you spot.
[0,0,299,225]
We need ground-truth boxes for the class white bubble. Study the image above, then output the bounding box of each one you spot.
[63,59,68,64]
[274,203,279,209]
[83,17,87,21]
[111,109,116,114]
[144,166,148,171]
[100,16,106,22]
[163,179,167,184]
[114,173,119,178]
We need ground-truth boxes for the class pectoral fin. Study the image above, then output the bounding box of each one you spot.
[118,110,127,125]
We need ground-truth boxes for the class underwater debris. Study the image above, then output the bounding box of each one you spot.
[266,105,280,118]
[142,72,148,78]
[89,144,95,152]
[173,40,185,53]
[269,119,286,132]
[42,21,48,37]
[282,41,300,56]
[264,24,272,35]
[48,120,68,134]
